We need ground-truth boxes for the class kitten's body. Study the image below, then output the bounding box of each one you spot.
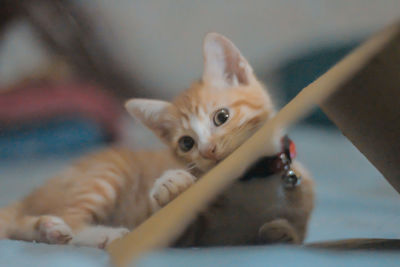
[0,33,313,247]
[0,149,179,245]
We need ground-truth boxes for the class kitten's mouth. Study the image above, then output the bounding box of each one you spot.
[195,157,225,174]
[197,160,220,173]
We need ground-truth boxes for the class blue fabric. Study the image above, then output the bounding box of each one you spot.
[0,240,109,267]
[136,246,400,267]
[0,118,106,159]
[0,126,399,266]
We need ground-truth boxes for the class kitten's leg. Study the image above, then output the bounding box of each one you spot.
[150,169,197,212]
[1,203,73,244]
[11,215,73,244]
[7,170,128,246]
[71,225,129,249]
[258,219,300,244]
[56,170,128,238]
[10,214,127,248]
[56,173,129,248]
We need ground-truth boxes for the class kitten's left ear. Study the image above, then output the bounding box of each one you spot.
[202,32,255,88]
[125,99,175,141]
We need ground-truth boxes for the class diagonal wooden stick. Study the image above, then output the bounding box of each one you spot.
[107,22,399,267]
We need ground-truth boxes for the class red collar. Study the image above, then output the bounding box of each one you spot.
[238,135,297,182]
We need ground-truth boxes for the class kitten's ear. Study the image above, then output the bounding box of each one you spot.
[125,99,175,141]
[202,32,254,88]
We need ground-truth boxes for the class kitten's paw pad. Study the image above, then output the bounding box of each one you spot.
[258,219,300,244]
[150,170,196,207]
[38,216,73,244]
[72,226,129,249]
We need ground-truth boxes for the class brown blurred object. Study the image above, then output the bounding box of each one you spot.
[0,1,21,39]
[321,24,400,193]
[0,0,142,100]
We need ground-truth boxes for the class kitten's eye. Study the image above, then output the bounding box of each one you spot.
[213,108,229,126]
[178,136,195,152]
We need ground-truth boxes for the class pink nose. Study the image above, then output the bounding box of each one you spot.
[200,144,218,160]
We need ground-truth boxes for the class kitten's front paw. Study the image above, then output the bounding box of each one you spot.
[150,169,196,209]
[258,219,300,244]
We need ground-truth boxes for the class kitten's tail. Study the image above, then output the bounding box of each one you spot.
[0,202,20,239]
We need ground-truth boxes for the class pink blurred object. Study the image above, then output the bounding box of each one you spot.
[0,81,124,140]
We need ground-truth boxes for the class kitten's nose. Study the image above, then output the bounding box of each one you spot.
[200,144,218,160]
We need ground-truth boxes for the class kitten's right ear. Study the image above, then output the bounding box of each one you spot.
[125,99,174,141]
[202,32,255,89]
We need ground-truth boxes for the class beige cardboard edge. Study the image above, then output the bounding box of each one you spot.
[107,21,400,267]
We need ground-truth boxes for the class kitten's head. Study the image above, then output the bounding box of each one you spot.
[126,33,275,173]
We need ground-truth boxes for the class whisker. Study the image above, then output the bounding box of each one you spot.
[186,162,197,171]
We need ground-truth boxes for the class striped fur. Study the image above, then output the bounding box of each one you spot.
[0,33,313,247]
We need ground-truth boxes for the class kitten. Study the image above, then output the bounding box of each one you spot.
[0,33,313,248]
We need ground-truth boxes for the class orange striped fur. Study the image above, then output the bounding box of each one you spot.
[0,33,313,248]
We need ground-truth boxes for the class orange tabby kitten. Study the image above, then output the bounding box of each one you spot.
[0,33,313,248]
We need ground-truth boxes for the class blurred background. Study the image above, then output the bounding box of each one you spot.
[1,2,400,265]
[1,0,399,158]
